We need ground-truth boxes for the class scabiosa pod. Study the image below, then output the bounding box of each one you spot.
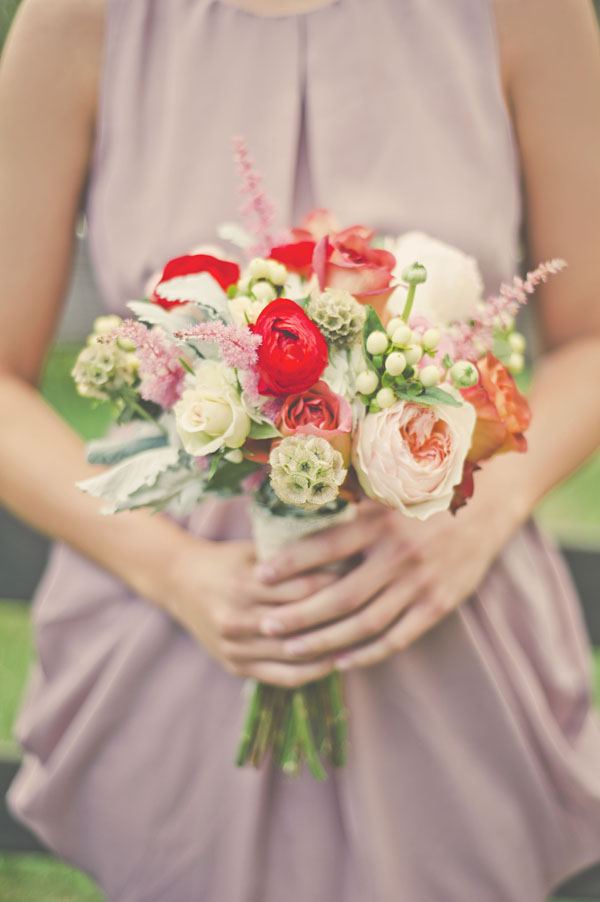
[72,339,137,402]
[305,288,366,349]
[269,434,347,511]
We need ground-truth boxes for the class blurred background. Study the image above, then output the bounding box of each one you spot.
[0,1,599,900]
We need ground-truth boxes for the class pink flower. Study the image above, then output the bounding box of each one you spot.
[352,398,475,520]
[277,381,353,464]
[313,227,396,318]
[114,321,185,409]
[175,322,261,372]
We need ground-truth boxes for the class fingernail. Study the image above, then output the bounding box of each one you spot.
[285,638,308,656]
[255,563,276,583]
[261,618,284,636]
[335,656,353,671]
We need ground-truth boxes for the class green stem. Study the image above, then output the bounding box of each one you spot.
[128,399,168,436]
[280,700,300,776]
[251,688,274,768]
[328,671,348,768]
[293,690,327,781]
[401,283,416,322]
[235,681,263,767]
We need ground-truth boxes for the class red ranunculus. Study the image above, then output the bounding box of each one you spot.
[152,254,240,310]
[252,299,328,396]
[277,381,353,463]
[312,227,397,318]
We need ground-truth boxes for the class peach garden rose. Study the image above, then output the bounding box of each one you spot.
[353,397,476,520]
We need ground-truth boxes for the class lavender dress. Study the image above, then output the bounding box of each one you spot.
[8,1,600,899]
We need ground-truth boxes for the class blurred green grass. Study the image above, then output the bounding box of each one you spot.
[0,853,104,902]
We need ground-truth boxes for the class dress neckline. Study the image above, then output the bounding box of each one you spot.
[218,0,338,17]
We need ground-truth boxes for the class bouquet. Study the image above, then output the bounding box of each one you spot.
[72,140,565,779]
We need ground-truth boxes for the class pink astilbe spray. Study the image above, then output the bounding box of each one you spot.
[175,321,261,371]
[452,259,567,360]
[233,136,276,258]
[112,321,186,409]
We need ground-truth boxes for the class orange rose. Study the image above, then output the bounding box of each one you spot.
[451,353,531,512]
[461,352,531,462]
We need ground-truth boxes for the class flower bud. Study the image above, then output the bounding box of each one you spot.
[391,324,413,347]
[404,344,423,366]
[356,370,379,395]
[450,360,478,388]
[507,352,524,374]
[385,352,407,376]
[400,262,427,285]
[422,328,440,351]
[93,314,122,335]
[376,387,396,409]
[248,258,271,281]
[267,260,288,286]
[366,331,389,355]
[419,365,442,387]
[508,331,526,354]
[237,276,251,294]
[224,449,244,464]
[386,316,404,337]
[251,280,277,303]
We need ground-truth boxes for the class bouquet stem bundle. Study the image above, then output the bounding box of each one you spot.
[235,672,347,779]
[235,502,355,778]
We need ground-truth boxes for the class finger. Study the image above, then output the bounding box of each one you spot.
[279,574,426,660]
[244,569,339,605]
[236,657,335,689]
[333,596,444,670]
[254,502,389,583]
[258,541,419,637]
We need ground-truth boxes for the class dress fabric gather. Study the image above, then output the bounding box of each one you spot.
[8,1,600,900]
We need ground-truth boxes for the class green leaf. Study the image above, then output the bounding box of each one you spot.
[206,457,263,494]
[442,353,453,370]
[394,383,425,402]
[248,420,282,440]
[361,306,386,372]
[420,386,463,407]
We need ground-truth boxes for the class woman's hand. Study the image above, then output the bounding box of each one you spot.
[249,491,519,672]
[159,503,389,686]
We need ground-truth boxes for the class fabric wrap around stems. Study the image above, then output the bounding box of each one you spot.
[235,502,356,778]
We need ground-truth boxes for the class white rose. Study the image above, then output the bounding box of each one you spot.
[174,360,251,456]
[353,394,475,520]
[387,231,484,326]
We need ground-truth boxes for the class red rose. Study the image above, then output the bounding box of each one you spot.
[461,352,531,462]
[252,299,328,396]
[277,381,353,463]
[152,254,240,310]
[269,240,316,276]
[313,227,396,318]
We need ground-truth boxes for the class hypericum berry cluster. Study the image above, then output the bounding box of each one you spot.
[227,257,288,326]
[356,262,481,411]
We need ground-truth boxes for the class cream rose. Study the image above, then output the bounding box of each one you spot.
[174,360,251,456]
[353,396,476,519]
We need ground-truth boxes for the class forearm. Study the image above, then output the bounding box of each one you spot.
[0,371,198,603]
[467,335,600,534]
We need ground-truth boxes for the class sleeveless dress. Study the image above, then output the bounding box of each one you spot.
[8,1,600,900]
